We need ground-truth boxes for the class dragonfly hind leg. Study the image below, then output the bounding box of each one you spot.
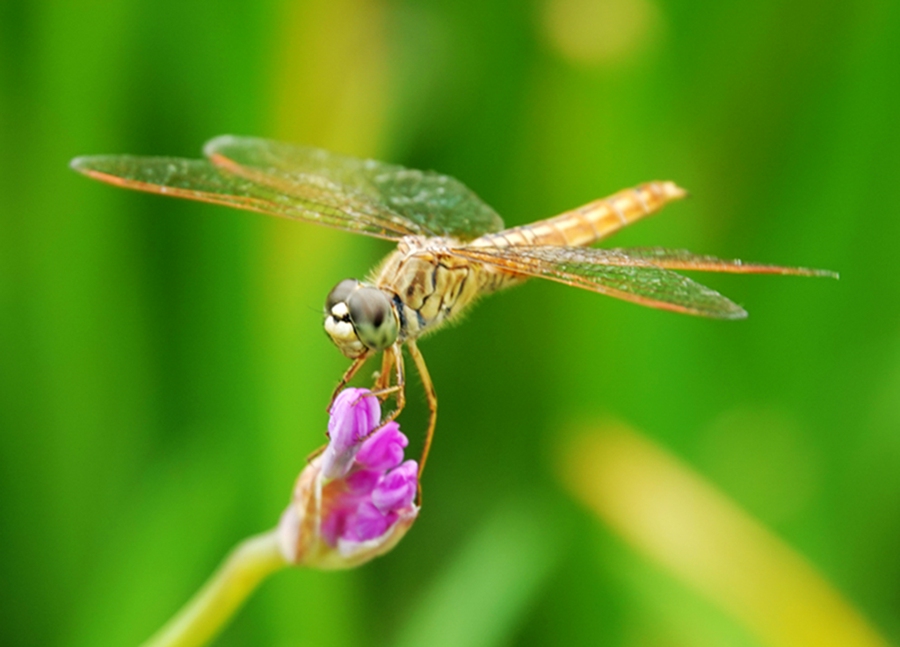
[407,339,437,483]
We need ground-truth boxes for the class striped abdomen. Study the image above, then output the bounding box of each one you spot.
[469,181,687,249]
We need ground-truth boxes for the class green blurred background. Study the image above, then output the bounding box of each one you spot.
[2,0,899,645]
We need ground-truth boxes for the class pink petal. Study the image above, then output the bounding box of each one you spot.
[344,502,398,542]
[371,460,418,513]
[356,422,408,471]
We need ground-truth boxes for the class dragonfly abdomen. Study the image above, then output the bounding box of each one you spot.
[471,181,687,249]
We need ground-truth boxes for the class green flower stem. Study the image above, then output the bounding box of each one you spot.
[141,530,288,647]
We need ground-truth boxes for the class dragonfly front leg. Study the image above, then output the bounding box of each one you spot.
[328,351,373,413]
[315,353,373,462]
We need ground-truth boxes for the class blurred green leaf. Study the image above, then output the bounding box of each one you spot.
[393,500,561,647]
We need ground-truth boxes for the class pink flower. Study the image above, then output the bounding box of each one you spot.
[278,389,419,569]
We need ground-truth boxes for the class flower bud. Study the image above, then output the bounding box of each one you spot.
[320,388,382,479]
[278,389,419,569]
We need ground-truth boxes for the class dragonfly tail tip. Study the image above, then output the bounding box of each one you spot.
[661,181,690,201]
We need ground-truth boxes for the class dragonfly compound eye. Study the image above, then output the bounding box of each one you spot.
[324,278,367,358]
[325,278,360,313]
[347,287,399,351]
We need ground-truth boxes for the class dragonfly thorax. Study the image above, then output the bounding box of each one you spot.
[324,279,399,358]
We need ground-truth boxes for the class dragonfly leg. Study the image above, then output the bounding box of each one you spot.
[390,344,406,418]
[372,346,396,393]
[328,351,373,413]
[305,442,327,464]
[375,343,406,424]
[407,339,437,491]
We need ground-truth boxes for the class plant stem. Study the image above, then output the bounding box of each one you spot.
[141,530,288,647]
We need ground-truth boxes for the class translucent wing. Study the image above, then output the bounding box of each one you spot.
[610,247,838,278]
[204,135,505,240]
[453,245,750,319]
[70,156,423,240]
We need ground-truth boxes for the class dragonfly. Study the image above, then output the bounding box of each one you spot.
[71,135,835,474]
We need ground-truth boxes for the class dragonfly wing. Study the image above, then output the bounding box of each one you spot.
[453,245,748,319]
[70,155,427,241]
[612,247,839,278]
[204,135,505,240]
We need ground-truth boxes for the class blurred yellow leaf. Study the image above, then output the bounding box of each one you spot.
[559,422,889,647]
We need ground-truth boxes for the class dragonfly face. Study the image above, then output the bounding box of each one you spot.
[324,278,399,359]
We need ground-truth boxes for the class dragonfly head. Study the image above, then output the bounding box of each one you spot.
[324,279,399,359]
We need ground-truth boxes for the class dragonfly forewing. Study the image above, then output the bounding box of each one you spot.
[204,135,506,240]
[70,155,421,241]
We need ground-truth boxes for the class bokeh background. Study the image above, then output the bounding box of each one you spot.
[2,0,899,645]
